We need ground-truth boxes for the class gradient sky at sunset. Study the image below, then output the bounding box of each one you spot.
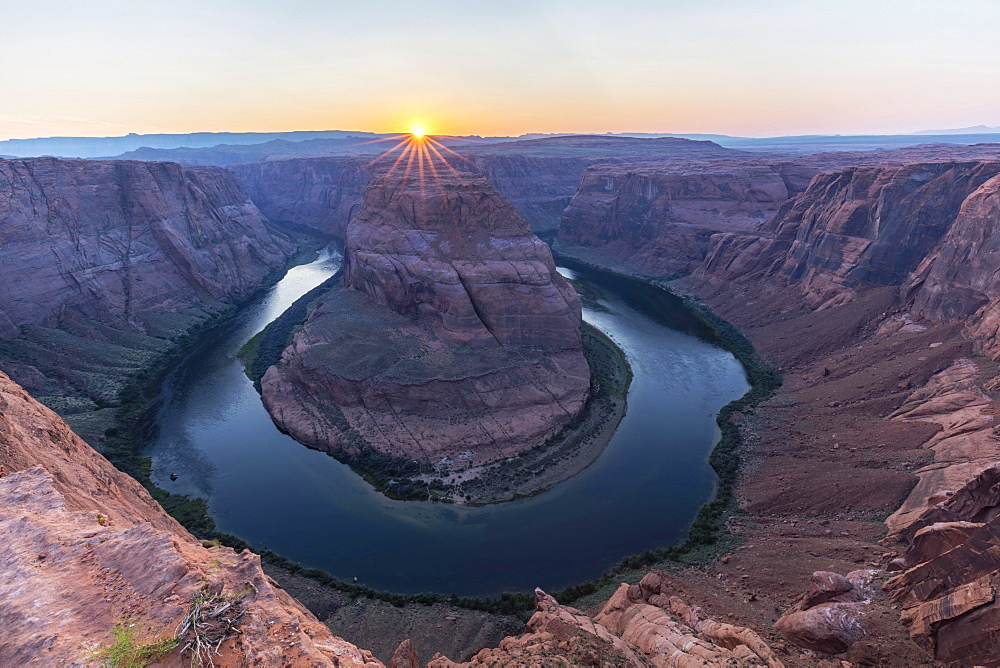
[2,0,998,140]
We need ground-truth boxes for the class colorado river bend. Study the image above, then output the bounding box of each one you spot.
[146,248,749,596]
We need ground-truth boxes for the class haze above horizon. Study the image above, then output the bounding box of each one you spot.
[2,0,998,142]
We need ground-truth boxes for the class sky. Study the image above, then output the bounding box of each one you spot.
[2,0,998,140]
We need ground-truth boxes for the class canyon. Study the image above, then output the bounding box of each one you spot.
[5,135,1000,665]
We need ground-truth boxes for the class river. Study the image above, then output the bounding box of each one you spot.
[146,247,749,596]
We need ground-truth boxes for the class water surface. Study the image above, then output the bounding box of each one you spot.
[147,249,749,596]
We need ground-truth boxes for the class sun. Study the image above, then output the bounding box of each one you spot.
[411,127,426,138]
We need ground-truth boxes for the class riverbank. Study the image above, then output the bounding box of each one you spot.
[93,233,334,534]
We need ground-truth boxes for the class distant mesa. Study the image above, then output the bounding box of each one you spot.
[258,165,591,479]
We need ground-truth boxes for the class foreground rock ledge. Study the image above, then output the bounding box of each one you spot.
[261,168,591,471]
[0,371,379,666]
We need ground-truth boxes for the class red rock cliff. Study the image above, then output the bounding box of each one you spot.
[698,161,1000,312]
[0,157,296,439]
[0,370,382,667]
[232,157,370,238]
[0,157,295,339]
[558,160,816,275]
[260,169,590,469]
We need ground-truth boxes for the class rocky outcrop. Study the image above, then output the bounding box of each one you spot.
[0,371,381,667]
[429,580,781,667]
[427,588,646,667]
[885,359,1000,541]
[774,571,872,655]
[697,161,1000,311]
[594,573,783,667]
[884,509,1000,664]
[260,169,589,473]
[0,157,296,438]
[232,157,370,238]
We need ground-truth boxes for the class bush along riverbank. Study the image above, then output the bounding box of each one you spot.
[102,246,780,619]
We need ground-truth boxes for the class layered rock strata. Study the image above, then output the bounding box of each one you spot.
[697,161,1000,311]
[233,157,370,238]
[0,157,295,439]
[0,157,294,338]
[0,371,380,667]
[558,161,808,275]
[260,169,589,470]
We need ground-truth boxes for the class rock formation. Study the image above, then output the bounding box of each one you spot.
[558,161,810,275]
[677,155,1000,665]
[427,579,782,667]
[0,157,296,440]
[233,157,370,238]
[462,154,592,233]
[774,571,872,655]
[0,371,381,667]
[0,157,294,338]
[260,168,590,473]
[884,509,1000,664]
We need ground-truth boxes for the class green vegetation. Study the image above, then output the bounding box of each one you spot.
[86,618,178,668]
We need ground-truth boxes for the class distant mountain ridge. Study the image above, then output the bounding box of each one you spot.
[0,129,389,158]
[912,124,1000,135]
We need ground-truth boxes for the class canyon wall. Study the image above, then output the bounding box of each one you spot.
[463,154,592,232]
[0,157,296,440]
[232,157,370,237]
[557,160,818,275]
[260,169,590,474]
[696,161,1000,311]
[233,154,590,237]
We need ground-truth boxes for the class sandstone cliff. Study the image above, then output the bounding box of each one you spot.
[462,154,592,233]
[696,161,1000,312]
[233,157,370,238]
[233,154,590,237]
[0,157,296,440]
[0,370,381,667]
[260,169,590,479]
[558,160,818,275]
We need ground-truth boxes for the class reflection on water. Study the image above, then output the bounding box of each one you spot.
[147,248,749,596]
